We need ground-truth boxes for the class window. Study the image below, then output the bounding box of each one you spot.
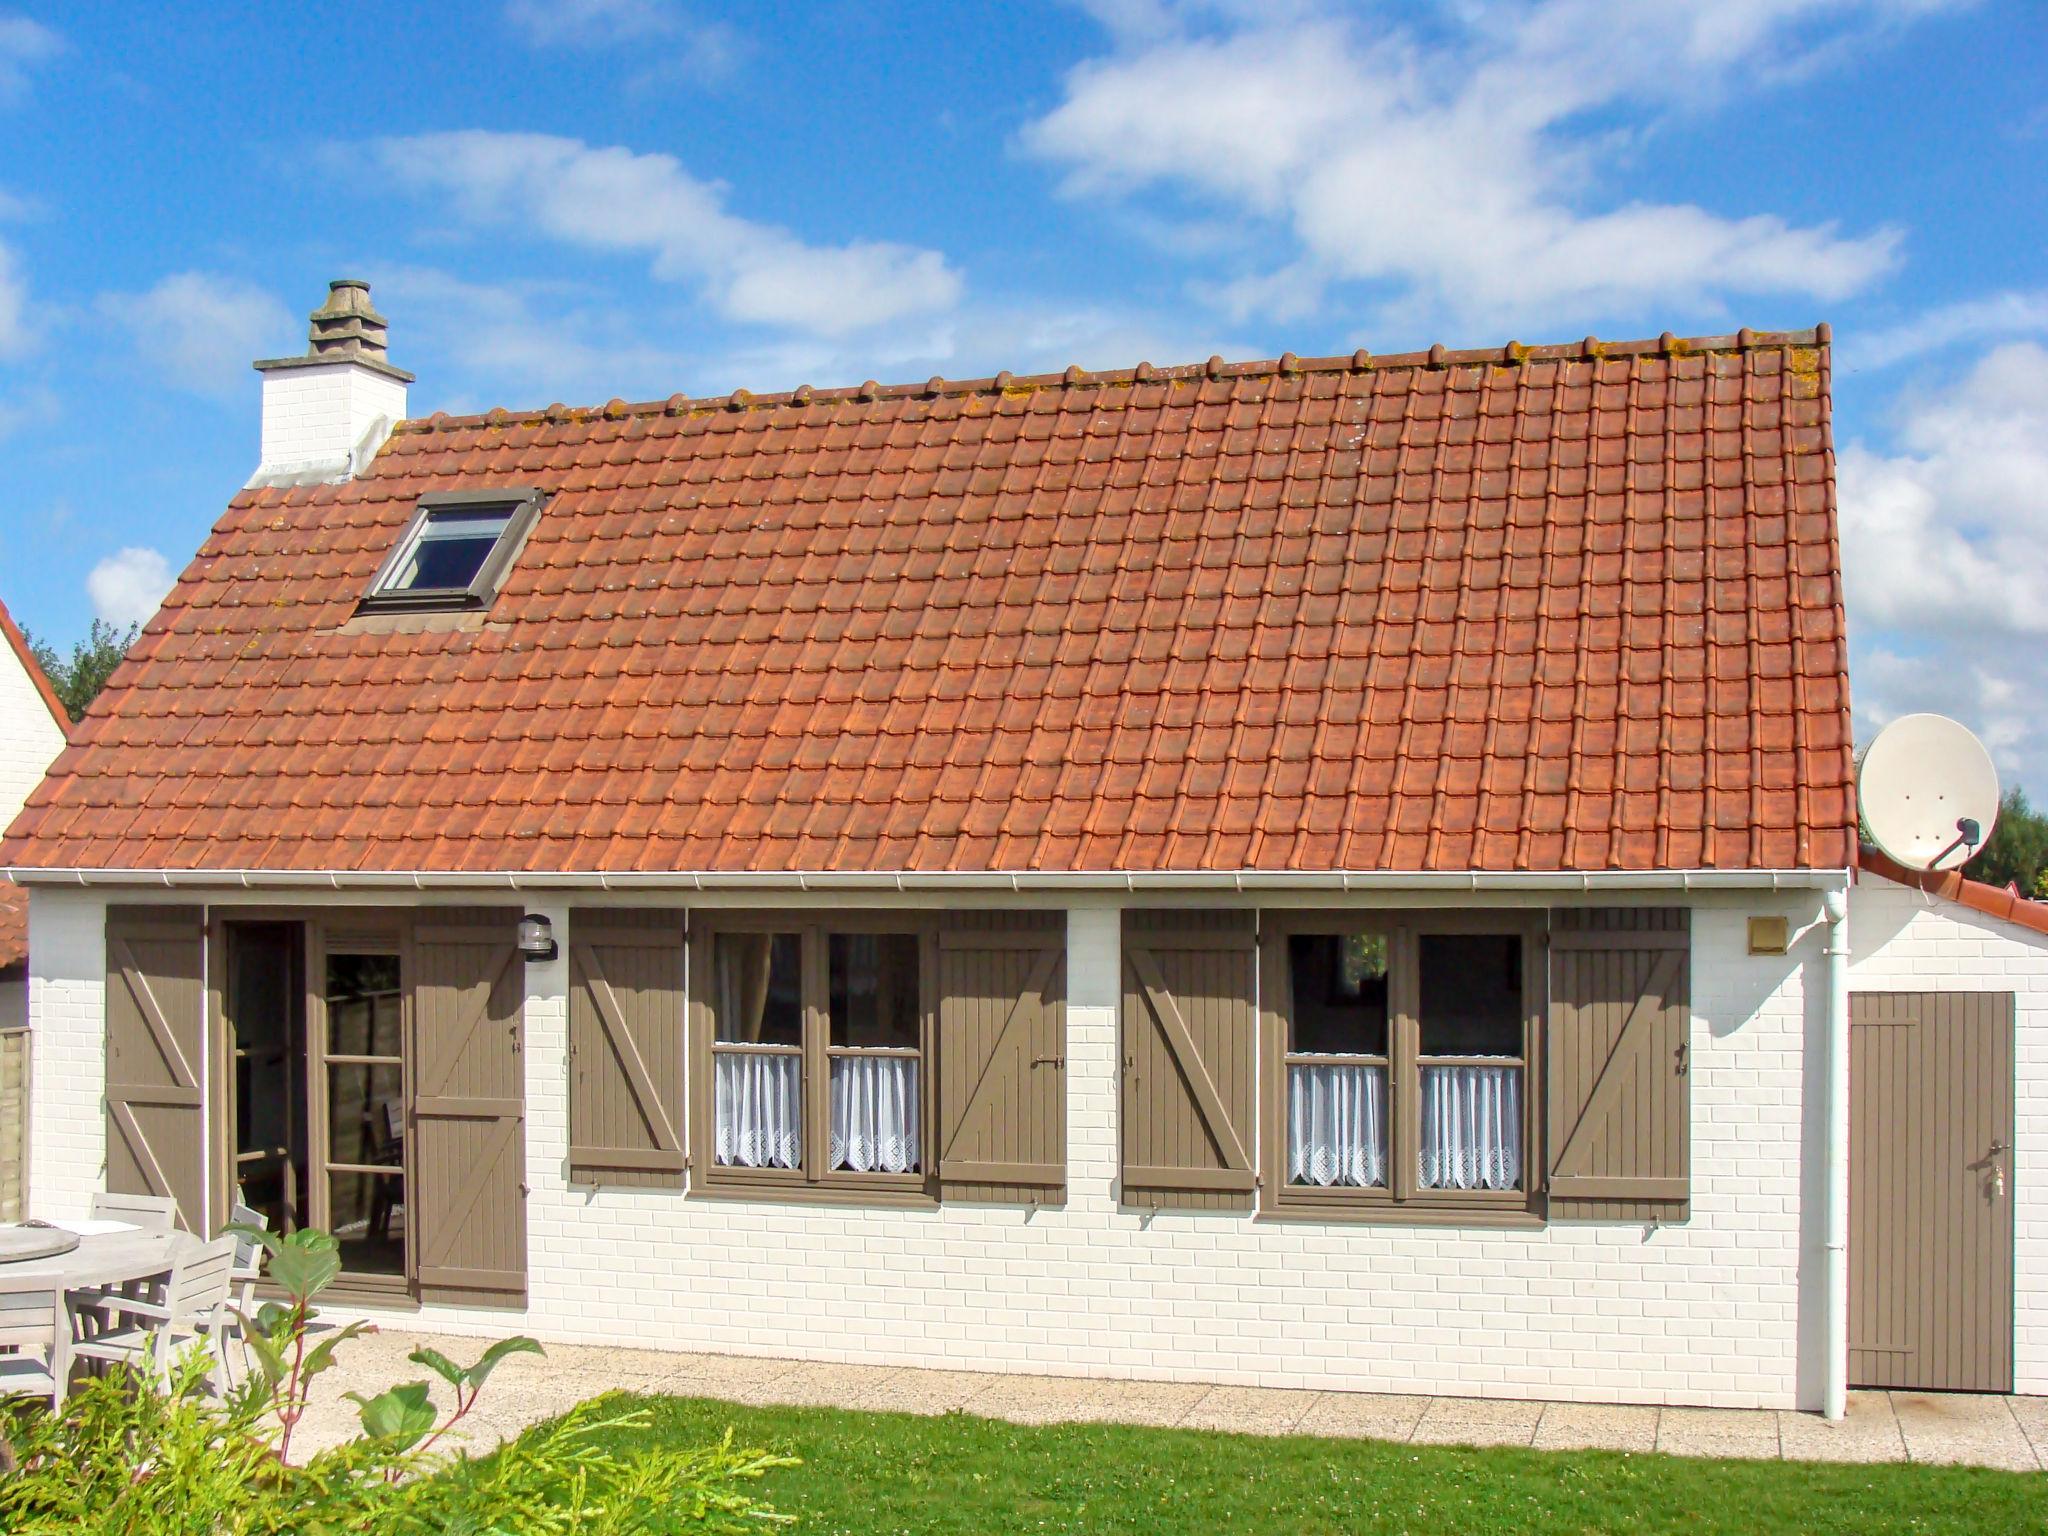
[695,917,932,1198]
[361,489,544,611]
[1267,914,1540,1216]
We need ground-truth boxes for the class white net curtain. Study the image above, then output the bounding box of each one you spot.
[713,1053,802,1169]
[1417,1064,1521,1190]
[829,1056,920,1173]
[1288,1061,1521,1191]
[1287,1061,1387,1187]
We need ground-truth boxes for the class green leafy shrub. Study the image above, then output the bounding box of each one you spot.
[0,1228,792,1534]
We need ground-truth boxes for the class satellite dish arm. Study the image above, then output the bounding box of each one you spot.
[1932,818,1983,869]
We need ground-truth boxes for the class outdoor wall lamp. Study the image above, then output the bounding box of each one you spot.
[516,913,558,961]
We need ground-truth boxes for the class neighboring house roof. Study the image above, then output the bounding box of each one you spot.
[0,598,68,733]
[0,328,1855,878]
[1860,845,2048,940]
[0,878,25,975]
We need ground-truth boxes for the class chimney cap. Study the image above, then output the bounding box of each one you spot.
[254,277,414,382]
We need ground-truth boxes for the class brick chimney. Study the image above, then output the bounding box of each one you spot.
[249,279,413,487]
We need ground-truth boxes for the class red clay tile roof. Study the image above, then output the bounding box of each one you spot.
[0,329,1855,877]
[0,879,25,974]
[0,598,69,733]
[1860,846,2048,940]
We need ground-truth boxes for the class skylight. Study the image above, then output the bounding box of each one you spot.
[362,490,544,611]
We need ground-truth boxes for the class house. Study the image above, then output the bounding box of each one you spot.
[0,597,69,1216]
[2,281,2040,1416]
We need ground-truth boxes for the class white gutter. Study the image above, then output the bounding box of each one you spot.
[2,865,1856,894]
[1821,886,1852,1421]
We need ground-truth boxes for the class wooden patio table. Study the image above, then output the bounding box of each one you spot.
[0,1221,203,1393]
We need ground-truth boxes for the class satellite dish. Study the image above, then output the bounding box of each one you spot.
[1858,713,2000,871]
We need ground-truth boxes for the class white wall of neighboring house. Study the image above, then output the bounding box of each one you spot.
[0,627,64,832]
[27,884,1840,1410]
[1849,871,2048,1396]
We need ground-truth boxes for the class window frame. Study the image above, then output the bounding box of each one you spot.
[359,488,546,613]
[1259,909,1547,1223]
[688,911,938,1206]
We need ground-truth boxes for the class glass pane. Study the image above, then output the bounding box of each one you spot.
[828,932,920,1049]
[713,932,802,1045]
[384,509,510,592]
[1287,1061,1386,1187]
[1286,933,1389,1055]
[327,1061,405,1168]
[1418,1064,1522,1190]
[1418,934,1523,1057]
[830,1056,920,1173]
[714,1051,802,1168]
[327,1169,407,1276]
[325,953,402,1057]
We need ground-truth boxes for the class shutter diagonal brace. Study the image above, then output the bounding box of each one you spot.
[416,943,517,1101]
[112,938,199,1091]
[1127,943,1252,1175]
[574,943,682,1156]
[1551,945,1683,1178]
[939,945,1057,1169]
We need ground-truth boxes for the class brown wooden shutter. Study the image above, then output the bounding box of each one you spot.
[1547,907,1691,1220]
[568,910,686,1187]
[104,907,207,1233]
[1120,910,1257,1211]
[412,910,527,1305]
[935,912,1065,1202]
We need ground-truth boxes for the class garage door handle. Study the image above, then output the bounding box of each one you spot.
[1988,1140,2009,1156]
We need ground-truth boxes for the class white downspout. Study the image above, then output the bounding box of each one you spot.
[1822,887,1851,1421]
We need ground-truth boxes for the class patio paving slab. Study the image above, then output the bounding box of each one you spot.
[281,1329,2045,1470]
[1531,1402,1658,1453]
[970,1373,1212,1427]
[1656,1407,1782,1461]
[2008,1393,2048,1459]
[1410,1396,1544,1448]
[1176,1385,1318,1437]
[1775,1393,1906,1464]
[1892,1392,2041,1472]
[1291,1390,1431,1442]
[857,1367,1006,1417]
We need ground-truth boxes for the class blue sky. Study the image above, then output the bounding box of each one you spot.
[2,0,2046,785]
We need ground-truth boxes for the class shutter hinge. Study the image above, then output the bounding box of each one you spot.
[1033,1055,1065,1069]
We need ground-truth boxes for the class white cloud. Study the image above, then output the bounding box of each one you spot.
[369,265,697,404]
[368,132,961,336]
[1840,341,2048,786]
[502,0,744,82]
[87,547,175,630]
[1844,290,2048,371]
[98,272,296,396]
[0,238,28,356]
[1024,0,1932,332]
[504,0,680,44]
[0,15,60,105]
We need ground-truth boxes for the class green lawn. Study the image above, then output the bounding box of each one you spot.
[580,1394,2043,1535]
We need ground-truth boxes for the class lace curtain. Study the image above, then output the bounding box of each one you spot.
[830,1056,920,1173]
[714,1052,801,1168]
[1418,1064,1521,1190]
[1287,1061,1387,1188]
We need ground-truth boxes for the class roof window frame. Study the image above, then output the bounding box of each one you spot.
[358,488,546,613]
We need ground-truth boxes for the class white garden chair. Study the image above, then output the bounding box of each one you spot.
[69,1235,237,1390]
[0,1286,69,1406]
[204,1202,271,1383]
[88,1192,180,1231]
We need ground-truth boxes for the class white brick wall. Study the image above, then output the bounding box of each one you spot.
[255,363,407,483]
[0,632,65,833]
[1849,872,2048,1395]
[24,886,1835,1409]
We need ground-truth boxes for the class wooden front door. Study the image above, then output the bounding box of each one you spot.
[1849,991,2015,1392]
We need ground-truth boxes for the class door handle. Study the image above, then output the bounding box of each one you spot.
[1988,1140,2010,1157]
